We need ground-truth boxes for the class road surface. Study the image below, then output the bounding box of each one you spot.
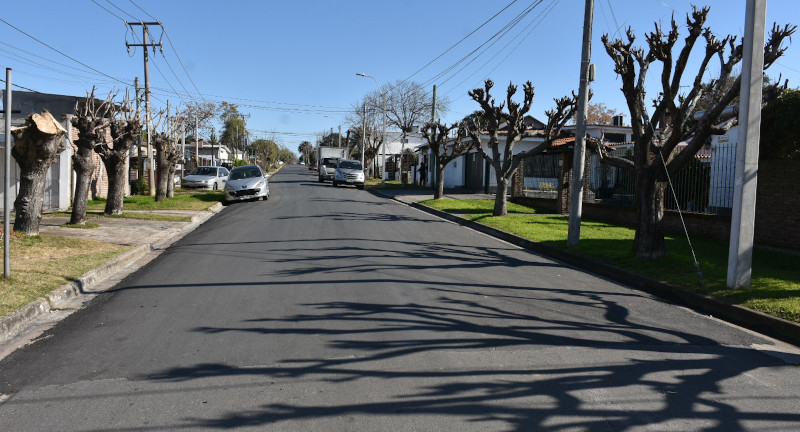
[1,164,799,431]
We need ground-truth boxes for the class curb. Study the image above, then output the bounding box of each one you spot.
[399,199,800,348]
[0,202,225,343]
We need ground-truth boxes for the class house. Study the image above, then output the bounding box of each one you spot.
[378,131,426,181]
[185,140,233,167]
[1,91,87,212]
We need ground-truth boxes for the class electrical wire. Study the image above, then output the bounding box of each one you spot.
[401,0,520,83]
[0,17,132,86]
[419,0,544,89]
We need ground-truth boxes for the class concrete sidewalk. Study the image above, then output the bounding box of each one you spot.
[0,204,225,357]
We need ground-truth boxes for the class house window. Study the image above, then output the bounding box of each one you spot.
[605,133,626,143]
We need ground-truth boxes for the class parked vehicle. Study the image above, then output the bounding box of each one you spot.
[318,146,350,182]
[308,164,317,171]
[223,165,269,203]
[181,166,229,190]
[332,159,365,190]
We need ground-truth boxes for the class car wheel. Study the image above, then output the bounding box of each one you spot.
[332,181,338,187]
[319,177,324,183]
[357,185,365,190]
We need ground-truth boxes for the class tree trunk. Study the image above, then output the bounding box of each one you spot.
[493,180,509,216]
[492,165,509,216]
[102,156,126,215]
[556,152,572,215]
[632,173,668,258]
[70,147,94,224]
[10,111,67,235]
[70,116,106,225]
[434,164,446,199]
[154,137,171,201]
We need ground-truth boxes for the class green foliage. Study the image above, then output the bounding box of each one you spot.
[760,88,800,160]
[219,102,247,149]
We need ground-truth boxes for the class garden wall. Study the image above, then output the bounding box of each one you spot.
[512,159,799,249]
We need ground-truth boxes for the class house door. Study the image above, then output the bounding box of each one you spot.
[464,153,483,191]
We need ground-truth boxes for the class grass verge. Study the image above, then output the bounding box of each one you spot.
[86,190,224,212]
[422,199,800,323]
[48,211,192,223]
[0,234,130,318]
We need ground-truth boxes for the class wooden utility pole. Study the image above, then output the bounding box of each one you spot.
[126,21,162,196]
[567,0,594,247]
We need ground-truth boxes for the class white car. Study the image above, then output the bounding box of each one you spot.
[181,166,229,190]
[332,159,365,190]
[223,165,270,203]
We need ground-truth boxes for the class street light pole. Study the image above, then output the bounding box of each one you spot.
[356,73,386,186]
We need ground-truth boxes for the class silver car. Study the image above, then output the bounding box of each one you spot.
[181,166,229,190]
[332,159,365,189]
[223,165,270,203]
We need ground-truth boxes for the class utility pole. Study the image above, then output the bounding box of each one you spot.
[361,102,366,172]
[126,20,162,196]
[4,68,12,277]
[134,77,144,195]
[194,116,199,169]
[567,0,594,247]
[180,123,185,179]
[431,84,437,187]
[727,0,766,288]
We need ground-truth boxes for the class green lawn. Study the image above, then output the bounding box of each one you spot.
[86,190,224,212]
[0,234,129,317]
[422,199,800,323]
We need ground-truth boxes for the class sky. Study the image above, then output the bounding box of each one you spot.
[2,0,799,155]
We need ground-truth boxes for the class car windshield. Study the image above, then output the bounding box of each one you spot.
[190,167,216,176]
[338,161,362,170]
[229,167,262,180]
[322,158,339,168]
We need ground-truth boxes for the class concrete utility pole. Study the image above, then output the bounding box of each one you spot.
[727,0,766,289]
[194,116,199,169]
[126,21,162,196]
[4,68,11,277]
[134,77,144,195]
[361,102,366,169]
[567,0,594,247]
[431,84,437,187]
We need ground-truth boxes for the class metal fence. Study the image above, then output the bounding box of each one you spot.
[522,142,737,216]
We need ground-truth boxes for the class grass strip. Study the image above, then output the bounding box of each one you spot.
[422,199,800,323]
[86,190,223,212]
[0,234,130,318]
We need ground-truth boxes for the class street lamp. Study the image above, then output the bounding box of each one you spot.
[356,72,387,186]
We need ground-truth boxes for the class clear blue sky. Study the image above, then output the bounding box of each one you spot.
[2,1,798,154]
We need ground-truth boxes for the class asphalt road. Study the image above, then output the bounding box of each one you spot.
[1,165,799,431]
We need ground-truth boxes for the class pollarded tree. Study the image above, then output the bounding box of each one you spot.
[592,6,795,258]
[467,79,577,216]
[70,88,112,225]
[150,112,182,202]
[96,91,141,215]
[10,110,67,235]
[421,121,475,199]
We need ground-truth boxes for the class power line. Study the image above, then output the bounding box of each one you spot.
[0,78,40,93]
[0,17,131,86]
[402,0,521,83]
[127,0,207,102]
[420,0,544,89]
[442,0,559,98]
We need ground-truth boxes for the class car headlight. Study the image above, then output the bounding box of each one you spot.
[224,185,233,192]
[254,181,265,189]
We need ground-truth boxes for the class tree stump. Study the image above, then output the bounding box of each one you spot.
[10,110,67,235]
